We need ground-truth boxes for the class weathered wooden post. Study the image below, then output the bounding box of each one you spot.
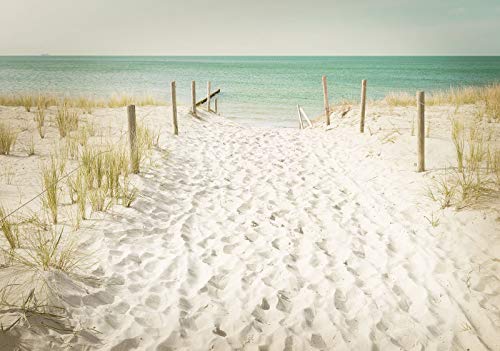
[417,91,425,172]
[214,98,218,114]
[127,105,139,174]
[207,81,211,112]
[322,76,330,126]
[360,79,367,133]
[191,80,197,116]
[171,81,178,135]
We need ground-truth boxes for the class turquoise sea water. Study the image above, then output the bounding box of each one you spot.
[0,56,499,126]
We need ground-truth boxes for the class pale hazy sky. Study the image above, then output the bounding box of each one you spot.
[1,0,499,55]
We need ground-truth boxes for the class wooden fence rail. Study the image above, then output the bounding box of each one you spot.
[196,88,221,106]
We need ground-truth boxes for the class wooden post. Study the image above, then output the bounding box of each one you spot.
[322,76,330,126]
[171,81,178,136]
[207,81,211,112]
[417,91,425,172]
[360,80,367,133]
[191,80,197,116]
[297,105,304,129]
[214,98,218,114]
[127,105,139,174]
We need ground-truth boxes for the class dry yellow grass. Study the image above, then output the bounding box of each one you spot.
[429,118,499,209]
[384,84,500,120]
[34,108,46,138]
[0,93,166,110]
[0,207,18,249]
[41,156,65,224]
[0,122,17,155]
[55,104,79,138]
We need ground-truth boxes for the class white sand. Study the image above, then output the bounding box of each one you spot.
[0,103,499,350]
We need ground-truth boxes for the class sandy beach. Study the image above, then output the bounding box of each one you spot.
[0,100,498,350]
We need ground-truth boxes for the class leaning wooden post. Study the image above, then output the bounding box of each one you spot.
[127,105,139,174]
[207,81,211,112]
[171,81,178,135]
[214,98,218,114]
[417,91,425,172]
[322,76,330,126]
[359,79,367,133]
[191,80,197,116]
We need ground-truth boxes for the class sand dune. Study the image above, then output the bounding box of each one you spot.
[0,104,499,350]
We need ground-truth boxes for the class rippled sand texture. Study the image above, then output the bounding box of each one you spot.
[0,104,498,350]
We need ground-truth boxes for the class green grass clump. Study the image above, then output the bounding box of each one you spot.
[428,119,499,209]
[34,108,46,139]
[88,185,111,212]
[14,226,81,272]
[0,207,18,249]
[119,178,138,207]
[451,119,465,172]
[25,136,35,156]
[21,95,33,112]
[0,123,17,155]
[41,156,65,224]
[55,104,79,138]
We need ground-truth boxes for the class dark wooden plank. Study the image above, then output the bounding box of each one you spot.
[196,89,221,106]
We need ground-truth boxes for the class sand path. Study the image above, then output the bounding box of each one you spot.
[64,109,498,351]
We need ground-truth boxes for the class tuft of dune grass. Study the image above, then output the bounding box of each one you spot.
[0,93,167,110]
[428,118,499,209]
[384,84,500,120]
[0,122,17,155]
[0,206,18,249]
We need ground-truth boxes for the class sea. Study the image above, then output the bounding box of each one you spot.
[0,56,499,127]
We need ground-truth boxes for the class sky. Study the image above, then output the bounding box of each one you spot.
[1,0,499,55]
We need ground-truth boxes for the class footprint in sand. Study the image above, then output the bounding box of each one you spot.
[212,325,227,337]
[334,289,347,312]
[145,294,161,309]
[310,334,327,349]
[261,297,270,310]
[276,290,292,313]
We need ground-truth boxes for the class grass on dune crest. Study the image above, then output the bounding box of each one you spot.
[0,93,167,110]
[0,116,158,332]
[384,84,500,120]
[428,117,499,209]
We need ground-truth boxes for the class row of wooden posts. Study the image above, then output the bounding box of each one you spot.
[321,76,426,172]
[126,80,219,173]
[127,77,426,174]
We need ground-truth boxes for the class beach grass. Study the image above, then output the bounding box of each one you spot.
[55,104,79,138]
[0,122,17,155]
[384,84,500,120]
[0,93,167,109]
[34,107,46,138]
[0,207,18,249]
[0,101,163,338]
[25,136,35,156]
[41,156,65,224]
[428,117,499,208]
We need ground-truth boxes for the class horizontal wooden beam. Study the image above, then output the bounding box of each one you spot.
[196,88,221,106]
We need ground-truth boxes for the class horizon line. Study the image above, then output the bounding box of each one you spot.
[1,54,500,57]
